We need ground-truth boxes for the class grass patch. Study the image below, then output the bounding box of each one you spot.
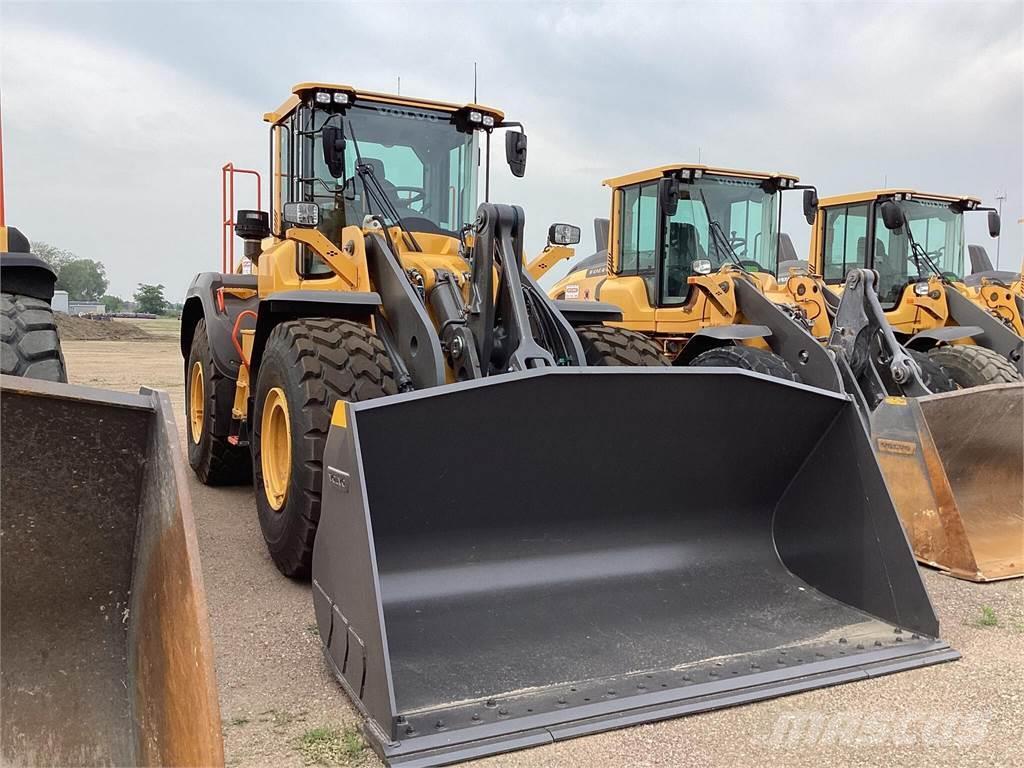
[297,725,366,766]
[306,623,320,637]
[975,605,999,628]
[228,716,250,727]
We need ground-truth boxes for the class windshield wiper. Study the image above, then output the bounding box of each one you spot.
[900,213,944,279]
[346,120,423,253]
[699,191,742,267]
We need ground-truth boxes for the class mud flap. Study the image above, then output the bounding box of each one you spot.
[871,383,1024,581]
[311,367,956,767]
[0,375,223,767]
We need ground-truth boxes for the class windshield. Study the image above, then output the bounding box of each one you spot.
[303,103,480,242]
[661,175,779,303]
[873,199,964,305]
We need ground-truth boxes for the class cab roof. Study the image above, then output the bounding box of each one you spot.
[602,164,800,189]
[819,189,983,208]
[264,82,505,124]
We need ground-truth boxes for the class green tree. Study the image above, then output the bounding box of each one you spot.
[101,295,124,313]
[57,259,108,301]
[31,241,75,272]
[134,283,168,314]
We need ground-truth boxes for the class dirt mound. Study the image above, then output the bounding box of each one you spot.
[56,314,152,341]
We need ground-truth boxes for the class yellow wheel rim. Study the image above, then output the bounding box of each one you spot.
[188,361,204,444]
[261,386,292,511]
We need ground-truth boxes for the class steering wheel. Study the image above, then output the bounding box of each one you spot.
[392,186,426,206]
[728,233,747,255]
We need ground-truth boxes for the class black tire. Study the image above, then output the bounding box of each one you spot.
[689,345,801,382]
[186,319,252,485]
[927,344,1022,388]
[575,325,669,366]
[907,349,956,393]
[252,318,397,578]
[0,292,67,382]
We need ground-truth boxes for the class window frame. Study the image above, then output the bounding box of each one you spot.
[822,203,870,285]
[615,181,662,306]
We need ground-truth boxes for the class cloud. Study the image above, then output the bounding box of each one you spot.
[1,0,1020,304]
[2,21,265,298]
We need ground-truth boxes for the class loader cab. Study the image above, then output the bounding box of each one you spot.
[264,83,525,277]
[812,191,998,309]
[607,166,797,308]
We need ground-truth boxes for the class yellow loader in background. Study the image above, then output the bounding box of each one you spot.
[549,165,1022,581]
[808,189,1023,382]
[182,88,955,766]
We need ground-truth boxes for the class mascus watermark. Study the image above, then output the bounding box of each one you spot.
[754,711,990,747]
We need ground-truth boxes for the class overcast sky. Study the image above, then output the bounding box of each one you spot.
[2,1,1021,299]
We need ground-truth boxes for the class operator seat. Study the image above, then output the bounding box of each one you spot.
[664,223,703,299]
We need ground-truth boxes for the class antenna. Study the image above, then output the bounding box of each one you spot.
[995,189,1007,268]
[697,146,702,164]
[397,76,401,95]
[473,62,478,103]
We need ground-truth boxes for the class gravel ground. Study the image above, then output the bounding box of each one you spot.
[63,339,1024,768]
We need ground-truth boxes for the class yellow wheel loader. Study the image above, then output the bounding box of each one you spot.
[183,91,955,766]
[550,166,1022,582]
[809,189,1023,382]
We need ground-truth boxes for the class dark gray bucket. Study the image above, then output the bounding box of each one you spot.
[312,367,956,767]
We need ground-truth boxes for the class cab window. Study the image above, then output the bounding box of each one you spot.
[822,204,869,283]
[617,183,658,303]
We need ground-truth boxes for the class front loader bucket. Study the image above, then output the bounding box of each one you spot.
[0,376,223,766]
[312,368,956,767]
[871,383,1024,581]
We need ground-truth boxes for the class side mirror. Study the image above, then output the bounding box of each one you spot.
[282,202,320,228]
[548,223,581,246]
[691,259,712,275]
[988,210,1001,238]
[322,125,346,179]
[880,200,904,231]
[658,177,680,217]
[505,131,527,178]
[802,189,819,226]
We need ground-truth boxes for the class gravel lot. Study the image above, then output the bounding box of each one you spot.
[63,336,1023,768]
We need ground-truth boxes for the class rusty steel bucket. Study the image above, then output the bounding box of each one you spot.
[0,375,223,766]
[871,382,1024,581]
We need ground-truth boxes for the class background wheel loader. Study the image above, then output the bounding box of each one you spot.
[1,137,223,764]
[182,89,956,766]
[548,165,1022,581]
[809,189,1023,383]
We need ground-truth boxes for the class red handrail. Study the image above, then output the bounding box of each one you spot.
[221,163,262,273]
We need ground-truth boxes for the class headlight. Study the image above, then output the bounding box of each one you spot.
[333,92,349,105]
[315,91,332,104]
[914,282,930,296]
[482,114,495,127]
[692,169,703,179]
[468,110,482,123]
[692,259,712,275]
